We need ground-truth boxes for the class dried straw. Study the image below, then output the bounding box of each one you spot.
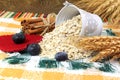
[75,0,120,25]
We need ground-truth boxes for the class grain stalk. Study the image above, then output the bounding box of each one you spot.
[90,45,120,62]
[111,53,120,60]
[75,0,120,24]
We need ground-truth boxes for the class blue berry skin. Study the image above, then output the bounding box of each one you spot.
[55,52,68,61]
[12,32,25,44]
[27,43,41,56]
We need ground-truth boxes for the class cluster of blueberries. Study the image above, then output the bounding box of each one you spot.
[12,32,41,56]
[12,32,68,61]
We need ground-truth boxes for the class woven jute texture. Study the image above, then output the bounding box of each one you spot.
[0,0,79,14]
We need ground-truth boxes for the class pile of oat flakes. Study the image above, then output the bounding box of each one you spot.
[39,15,91,60]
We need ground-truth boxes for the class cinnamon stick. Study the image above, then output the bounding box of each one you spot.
[29,22,44,27]
[25,27,46,34]
[23,22,55,35]
[21,13,56,35]
[21,18,43,26]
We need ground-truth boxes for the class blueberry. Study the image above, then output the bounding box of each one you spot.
[55,52,68,61]
[27,43,41,56]
[12,32,25,44]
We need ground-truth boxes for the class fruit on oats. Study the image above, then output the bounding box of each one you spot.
[27,43,41,56]
[12,32,25,44]
[40,15,83,59]
[55,52,68,61]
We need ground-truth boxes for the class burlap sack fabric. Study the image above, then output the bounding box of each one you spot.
[1,0,119,25]
[0,0,79,14]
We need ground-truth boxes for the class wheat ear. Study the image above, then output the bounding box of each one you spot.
[90,45,120,62]
[102,0,119,20]
[79,36,120,45]
[94,0,114,14]
[111,53,120,60]
[83,41,120,51]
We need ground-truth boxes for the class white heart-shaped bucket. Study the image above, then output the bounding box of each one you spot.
[55,1,103,36]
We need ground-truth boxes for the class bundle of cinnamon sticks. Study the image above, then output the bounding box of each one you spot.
[21,13,56,35]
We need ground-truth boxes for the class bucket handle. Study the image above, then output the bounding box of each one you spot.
[63,1,72,6]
